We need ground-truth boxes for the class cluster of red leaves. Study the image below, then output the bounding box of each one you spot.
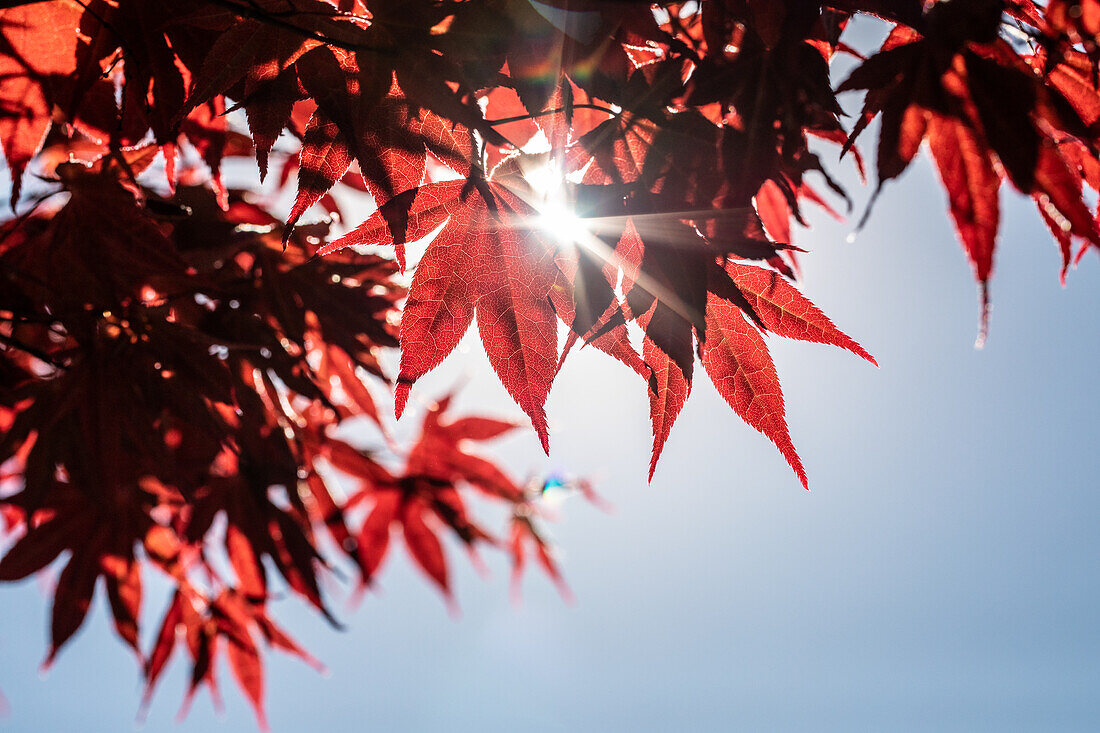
[0,116,580,732]
[839,0,1100,342]
[1,0,1098,726]
[283,0,1099,482]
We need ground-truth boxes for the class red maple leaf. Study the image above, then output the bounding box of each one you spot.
[2,2,1098,726]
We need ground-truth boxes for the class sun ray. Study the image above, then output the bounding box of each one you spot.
[502,160,716,331]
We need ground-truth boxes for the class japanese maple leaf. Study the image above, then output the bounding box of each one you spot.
[508,513,573,604]
[142,586,321,731]
[839,10,1100,337]
[0,488,151,664]
[177,11,325,175]
[283,46,475,239]
[404,392,525,502]
[607,225,738,479]
[327,441,494,603]
[185,471,336,622]
[618,218,875,482]
[924,113,1001,341]
[74,1,194,148]
[506,471,608,603]
[179,7,484,217]
[321,175,562,451]
[615,202,773,381]
[645,263,871,488]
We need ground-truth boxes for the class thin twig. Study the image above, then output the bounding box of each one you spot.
[204,0,396,56]
[486,103,621,127]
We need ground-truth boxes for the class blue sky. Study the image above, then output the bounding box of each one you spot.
[4,143,1098,732]
[3,23,1100,733]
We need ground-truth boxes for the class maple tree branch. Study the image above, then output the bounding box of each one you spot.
[486,103,621,126]
[203,0,397,56]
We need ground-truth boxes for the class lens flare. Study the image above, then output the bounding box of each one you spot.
[522,162,596,254]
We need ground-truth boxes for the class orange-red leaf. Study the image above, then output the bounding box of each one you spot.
[701,293,807,489]
[47,546,101,665]
[475,218,558,453]
[0,513,83,580]
[401,499,450,596]
[727,264,877,365]
[927,114,1000,338]
[102,553,142,657]
[643,330,689,481]
[286,110,354,237]
[226,635,267,732]
[358,490,400,580]
[394,197,482,417]
[319,179,466,270]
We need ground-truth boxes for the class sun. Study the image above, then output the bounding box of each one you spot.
[529,198,594,251]
[521,160,607,259]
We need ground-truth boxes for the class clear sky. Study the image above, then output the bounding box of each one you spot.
[3,34,1100,733]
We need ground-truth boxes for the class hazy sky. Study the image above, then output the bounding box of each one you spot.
[3,27,1100,733]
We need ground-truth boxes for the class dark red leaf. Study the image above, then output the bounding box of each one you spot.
[701,292,807,489]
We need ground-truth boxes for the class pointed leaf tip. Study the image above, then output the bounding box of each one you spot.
[394,382,411,419]
[726,263,877,366]
[974,281,990,350]
[702,292,809,489]
[533,415,550,455]
[643,334,690,484]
